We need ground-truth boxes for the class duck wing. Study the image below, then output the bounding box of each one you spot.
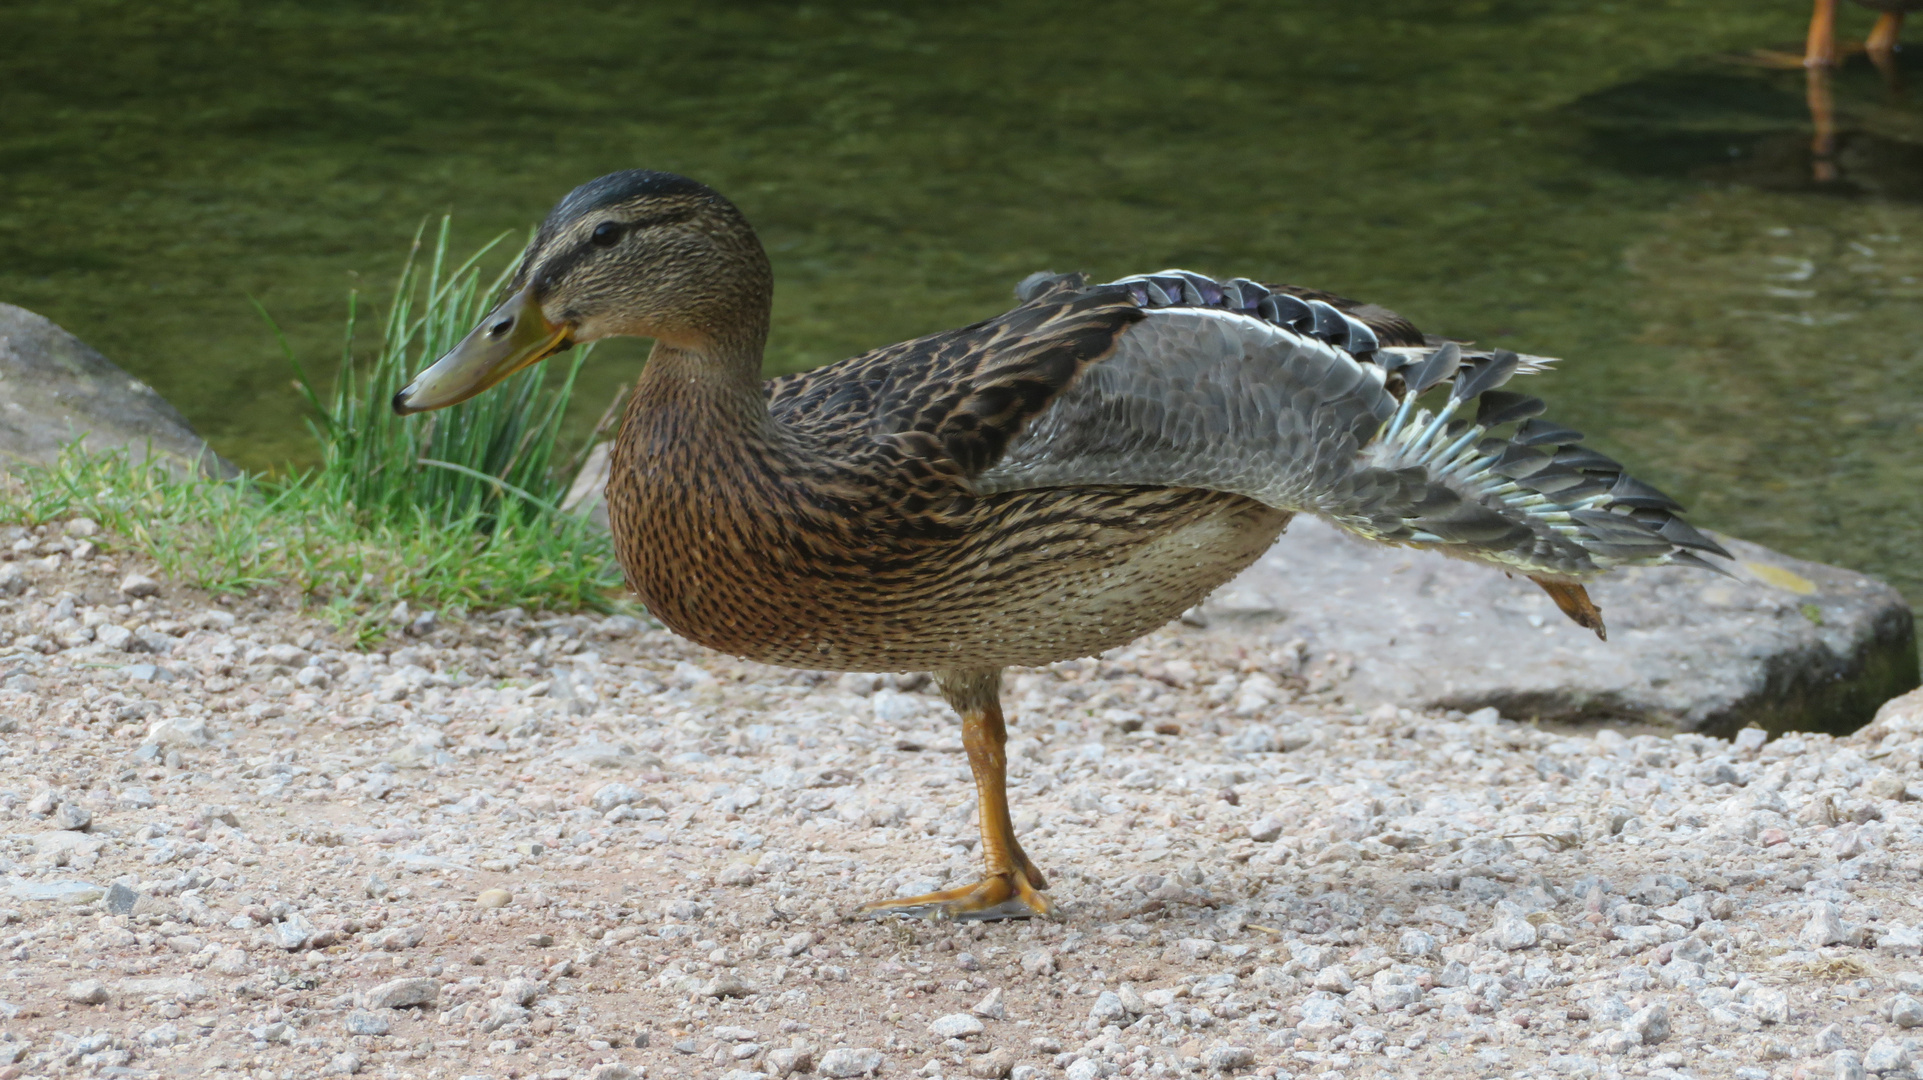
[765,277,1143,476]
[968,270,1729,583]
[767,268,1725,585]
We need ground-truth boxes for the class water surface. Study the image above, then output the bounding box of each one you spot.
[1,1,1917,606]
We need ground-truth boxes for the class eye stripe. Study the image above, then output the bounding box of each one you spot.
[529,206,700,294]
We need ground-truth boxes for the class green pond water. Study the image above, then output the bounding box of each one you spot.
[2,1,1920,608]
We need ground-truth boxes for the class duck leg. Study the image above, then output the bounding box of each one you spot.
[858,668,1052,922]
[1866,10,1906,87]
[1807,0,1842,66]
[1866,10,1904,62]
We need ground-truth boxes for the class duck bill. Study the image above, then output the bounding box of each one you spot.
[392,286,572,415]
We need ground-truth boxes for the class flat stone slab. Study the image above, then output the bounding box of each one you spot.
[0,303,231,476]
[1196,516,1917,737]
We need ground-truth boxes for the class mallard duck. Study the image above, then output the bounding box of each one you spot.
[395,171,1728,921]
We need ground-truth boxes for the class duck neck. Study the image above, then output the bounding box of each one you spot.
[630,330,777,448]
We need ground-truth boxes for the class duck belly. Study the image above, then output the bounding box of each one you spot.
[621,485,1288,673]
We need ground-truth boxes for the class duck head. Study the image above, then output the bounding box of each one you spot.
[393,170,771,415]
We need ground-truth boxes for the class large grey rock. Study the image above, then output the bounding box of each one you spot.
[1195,517,1916,737]
[0,303,232,476]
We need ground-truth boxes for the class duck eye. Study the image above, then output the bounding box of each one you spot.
[590,221,623,247]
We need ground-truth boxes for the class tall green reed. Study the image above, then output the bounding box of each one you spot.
[284,217,587,526]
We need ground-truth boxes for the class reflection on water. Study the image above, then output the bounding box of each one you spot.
[1587,189,1922,613]
[1566,52,1923,198]
[0,2,1917,609]
[1557,47,1923,607]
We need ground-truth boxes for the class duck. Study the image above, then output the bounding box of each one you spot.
[394,170,1729,921]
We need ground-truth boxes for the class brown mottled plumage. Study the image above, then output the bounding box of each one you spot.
[612,283,1289,673]
[395,170,1726,921]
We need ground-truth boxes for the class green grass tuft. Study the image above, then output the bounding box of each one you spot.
[279,217,590,529]
[0,220,628,643]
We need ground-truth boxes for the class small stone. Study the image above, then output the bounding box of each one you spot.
[1203,1045,1255,1072]
[587,1065,639,1080]
[475,888,512,909]
[1890,994,1923,1028]
[1832,1050,1867,1080]
[1088,991,1128,1025]
[268,912,313,951]
[1117,984,1147,1015]
[931,1012,985,1038]
[701,974,753,998]
[1019,948,1056,975]
[1624,1002,1671,1046]
[116,786,156,809]
[1816,1024,1849,1052]
[1065,1059,1102,1080]
[590,782,642,813]
[1248,813,1286,842]
[499,977,540,1006]
[53,801,91,832]
[1878,924,1923,956]
[139,1024,179,1047]
[105,881,139,915]
[1865,771,1908,800]
[766,1047,813,1077]
[370,925,424,952]
[969,1048,1017,1078]
[1297,996,1348,1039]
[67,979,109,1004]
[971,987,1006,1019]
[119,572,160,598]
[718,862,758,886]
[366,976,440,1010]
[956,950,980,971]
[324,1051,363,1076]
[1312,965,1355,993]
[1803,902,1851,947]
[65,517,100,538]
[479,1001,529,1032]
[144,714,210,748]
[1750,987,1790,1023]
[1589,1030,1639,1055]
[1491,912,1539,951]
[344,1010,390,1036]
[1176,938,1216,961]
[123,662,171,683]
[1399,928,1438,958]
[818,1047,884,1077]
[1865,1037,1909,1074]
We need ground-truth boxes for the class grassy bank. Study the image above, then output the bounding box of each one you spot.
[0,221,626,642]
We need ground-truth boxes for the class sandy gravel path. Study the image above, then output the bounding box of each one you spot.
[3,523,1923,1080]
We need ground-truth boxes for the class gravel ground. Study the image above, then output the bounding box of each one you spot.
[3,518,1923,1080]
